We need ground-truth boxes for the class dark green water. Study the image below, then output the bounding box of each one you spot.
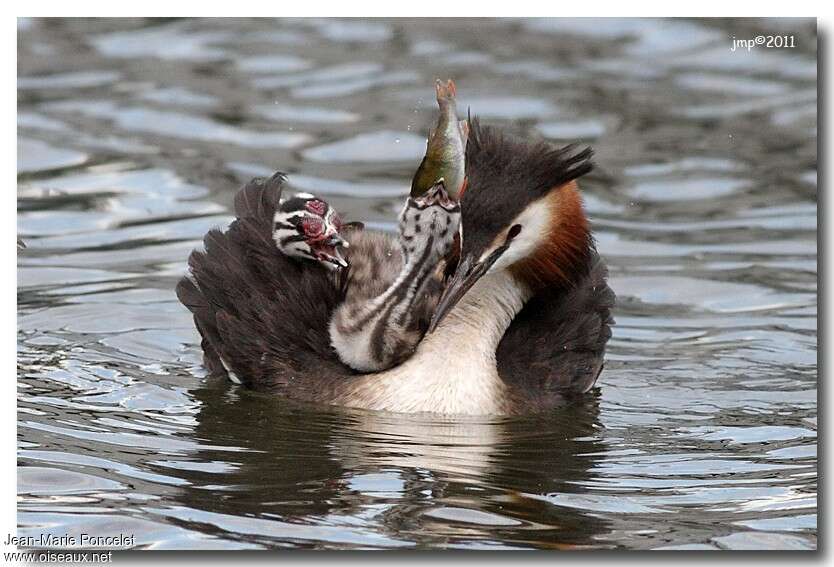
[18,18,817,550]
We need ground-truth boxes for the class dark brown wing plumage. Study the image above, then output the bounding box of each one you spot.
[176,173,353,400]
[497,252,615,405]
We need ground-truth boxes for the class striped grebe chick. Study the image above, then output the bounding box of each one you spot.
[330,182,460,372]
[271,191,349,269]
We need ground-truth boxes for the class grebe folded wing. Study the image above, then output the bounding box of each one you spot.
[496,252,615,399]
[176,275,228,379]
[177,174,352,392]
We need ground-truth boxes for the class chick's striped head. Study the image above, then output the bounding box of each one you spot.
[273,193,348,269]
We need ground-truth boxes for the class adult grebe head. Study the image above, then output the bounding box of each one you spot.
[428,119,595,332]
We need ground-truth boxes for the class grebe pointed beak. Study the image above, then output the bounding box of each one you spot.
[314,232,349,269]
[427,249,502,334]
[414,180,445,205]
[320,246,348,269]
[415,180,459,213]
[327,233,348,248]
[331,247,348,268]
[427,224,522,334]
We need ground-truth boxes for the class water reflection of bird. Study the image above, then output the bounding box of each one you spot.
[177,119,614,416]
[170,384,610,549]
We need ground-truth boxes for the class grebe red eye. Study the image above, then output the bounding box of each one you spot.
[302,217,324,238]
[305,199,327,216]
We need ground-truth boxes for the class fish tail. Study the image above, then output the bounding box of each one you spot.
[435,78,457,102]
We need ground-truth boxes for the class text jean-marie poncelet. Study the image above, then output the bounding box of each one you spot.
[5,533,136,548]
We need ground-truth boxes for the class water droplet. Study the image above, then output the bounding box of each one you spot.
[395,138,401,144]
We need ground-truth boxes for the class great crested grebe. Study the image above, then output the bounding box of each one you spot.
[177,119,614,416]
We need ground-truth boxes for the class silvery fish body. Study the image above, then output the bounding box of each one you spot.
[410,79,469,199]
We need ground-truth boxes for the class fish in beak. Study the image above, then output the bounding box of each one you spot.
[427,224,522,333]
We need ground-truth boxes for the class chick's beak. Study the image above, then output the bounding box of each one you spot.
[317,232,349,269]
[326,233,348,248]
[415,180,459,213]
[330,249,348,268]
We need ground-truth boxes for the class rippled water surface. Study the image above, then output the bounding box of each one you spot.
[17,18,817,550]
